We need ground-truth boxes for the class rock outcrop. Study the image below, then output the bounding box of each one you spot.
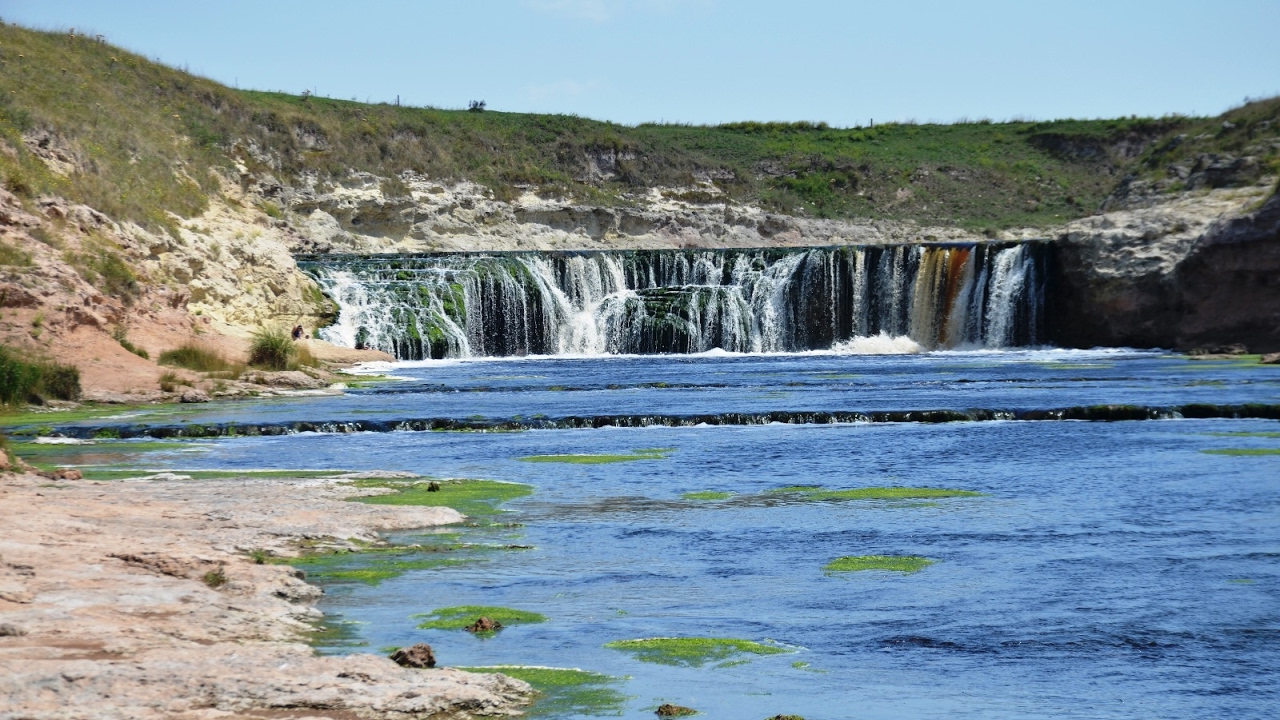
[1046,184,1280,351]
[0,471,534,718]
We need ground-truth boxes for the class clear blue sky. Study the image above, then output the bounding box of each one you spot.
[5,1,1278,126]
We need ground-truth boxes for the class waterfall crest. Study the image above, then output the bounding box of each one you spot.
[303,244,1047,359]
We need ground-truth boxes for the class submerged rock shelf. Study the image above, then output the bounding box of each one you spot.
[34,404,1280,439]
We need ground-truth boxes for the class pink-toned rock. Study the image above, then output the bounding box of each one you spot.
[0,471,529,718]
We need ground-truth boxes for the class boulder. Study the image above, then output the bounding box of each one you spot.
[180,388,211,403]
[465,616,502,633]
[390,643,436,668]
[656,704,697,717]
[1261,352,1280,364]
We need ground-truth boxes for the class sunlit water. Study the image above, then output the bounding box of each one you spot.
[42,350,1280,719]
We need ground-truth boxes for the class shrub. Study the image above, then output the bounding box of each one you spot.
[112,327,149,359]
[0,345,81,407]
[202,567,227,588]
[248,327,295,370]
[66,240,138,300]
[39,363,81,401]
[157,370,187,393]
[159,343,233,372]
[0,241,32,267]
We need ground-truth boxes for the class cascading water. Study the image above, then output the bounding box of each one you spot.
[301,243,1048,359]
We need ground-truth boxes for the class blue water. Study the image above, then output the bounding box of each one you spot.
[68,350,1280,719]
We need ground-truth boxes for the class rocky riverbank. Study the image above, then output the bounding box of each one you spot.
[0,470,533,719]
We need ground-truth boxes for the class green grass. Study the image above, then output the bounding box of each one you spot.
[3,24,1275,234]
[0,345,81,408]
[603,637,791,667]
[0,240,32,266]
[822,555,934,574]
[457,666,630,717]
[350,478,533,517]
[247,327,296,371]
[1200,448,1280,456]
[286,548,468,586]
[413,605,547,631]
[518,449,673,464]
[681,490,734,501]
[769,486,982,501]
[158,344,236,372]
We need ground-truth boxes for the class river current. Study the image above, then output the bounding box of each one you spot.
[47,349,1280,719]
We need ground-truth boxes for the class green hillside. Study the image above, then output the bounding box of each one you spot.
[1,23,1277,234]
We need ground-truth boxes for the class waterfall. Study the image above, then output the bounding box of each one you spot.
[303,243,1049,359]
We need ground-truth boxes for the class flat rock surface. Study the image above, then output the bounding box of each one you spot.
[0,472,532,719]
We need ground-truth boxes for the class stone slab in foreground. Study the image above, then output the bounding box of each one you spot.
[0,472,532,719]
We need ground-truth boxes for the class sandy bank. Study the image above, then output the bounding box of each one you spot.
[0,471,533,719]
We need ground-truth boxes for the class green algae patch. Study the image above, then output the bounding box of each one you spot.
[351,478,532,516]
[1200,448,1280,456]
[458,666,630,717]
[1203,431,1280,438]
[519,448,673,464]
[288,550,468,586]
[770,486,982,501]
[604,637,791,667]
[823,555,933,574]
[682,490,734,501]
[306,618,368,648]
[414,605,546,631]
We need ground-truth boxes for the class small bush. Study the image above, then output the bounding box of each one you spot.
[112,327,149,359]
[202,567,227,588]
[66,240,138,300]
[248,327,295,370]
[0,345,81,407]
[0,241,32,267]
[157,370,187,393]
[259,201,283,219]
[39,363,81,401]
[294,343,319,369]
[159,343,233,372]
[248,549,271,564]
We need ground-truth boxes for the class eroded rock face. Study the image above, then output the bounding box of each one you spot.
[1047,185,1280,351]
[273,172,990,255]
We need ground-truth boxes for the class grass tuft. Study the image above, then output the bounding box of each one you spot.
[111,327,149,359]
[248,327,295,370]
[604,637,790,667]
[202,567,227,588]
[159,343,235,372]
[0,345,81,407]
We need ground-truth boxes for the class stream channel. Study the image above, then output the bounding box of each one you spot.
[22,349,1280,719]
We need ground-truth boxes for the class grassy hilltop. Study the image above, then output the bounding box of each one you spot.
[1,23,1277,234]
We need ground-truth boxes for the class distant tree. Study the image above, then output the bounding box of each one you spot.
[468,100,486,113]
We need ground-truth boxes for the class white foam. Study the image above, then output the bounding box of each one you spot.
[830,333,923,355]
